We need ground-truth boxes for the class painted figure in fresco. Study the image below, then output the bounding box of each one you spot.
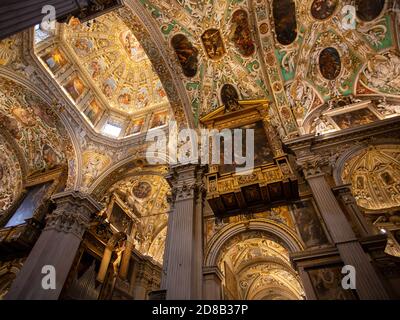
[272,0,298,45]
[230,10,255,57]
[65,78,85,100]
[171,34,199,78]
[83,153,106,185]
[118,92,132,106]
[89,60,102,79]
[42,144,59,168]
[102,78,116,98]
[130,119,144,135]
[150,112,168,129]
[122,30,145,61]
[43,49,66,72]
[84,100,102,124]
[0,113,21,140]
[11,106,36,127]
[311,0,338,20]
[132,181,152,199]
[74,38,93,56]
[319,47,341,80]
[201,29,226,60]
[332,109,378,129]
[221,84,240,112]
[31,103,54,127]
[137,87,149,108]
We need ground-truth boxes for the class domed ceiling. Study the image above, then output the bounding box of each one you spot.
[31,0,399,138]
[63,14,168,114]
[34,12,170,138]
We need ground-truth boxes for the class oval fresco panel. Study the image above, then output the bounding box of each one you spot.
[171,34,199,78]
[272,0,298,45]
[319,47,341,80]
[311,0,338,20]
[355,0,385,22]
[221,84,240,111]
[230,10,255,57]
[133,181,152,199]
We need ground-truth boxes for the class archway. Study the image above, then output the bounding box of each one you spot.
[205,220,304,300]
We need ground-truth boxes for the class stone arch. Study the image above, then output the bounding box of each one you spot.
[333,139,400,186]
[205,219,303,267]
[118,1,194,129]
[88,153,170,200]
[333,140,400,211]
[0,72,77,188]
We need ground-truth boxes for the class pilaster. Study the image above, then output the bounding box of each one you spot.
[163,164,206,300]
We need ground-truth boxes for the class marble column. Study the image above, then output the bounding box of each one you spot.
[163,164,206,300]
[202,266,223,300]
[333,184,373,237]
[304,168,389,299]
[5,190,102,300]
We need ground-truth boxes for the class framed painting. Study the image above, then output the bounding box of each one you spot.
[149,111,169,129]
[324,103,382,130]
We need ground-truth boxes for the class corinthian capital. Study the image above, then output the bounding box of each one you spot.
[45,190,103,238]
[297,157,325,178]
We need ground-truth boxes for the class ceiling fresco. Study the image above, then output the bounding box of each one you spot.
[0,78,72,175]
[34,12,171,138]
[135,0,399,134]
[139,0,270,123]
[342,145,400,211]
[217,235,304,300]
[62,14,169,115]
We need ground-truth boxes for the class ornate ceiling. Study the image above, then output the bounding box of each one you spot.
[34,12,170,138]
[218,235,304,300]
[104,174,170,264]
[342,145,400,211]
[134,0,399,134]
[0,78,72,175]
[62,14,169,115]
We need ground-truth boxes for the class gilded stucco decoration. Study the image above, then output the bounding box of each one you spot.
[0,78,71,175]
[104,175,170,264]
[342,145,400,211]
[34,11,175,138]
[139,0,270,124]
[217,235,304,300]
[268,0,397,127]
[0,136,23,213]
[62,13,169,115]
